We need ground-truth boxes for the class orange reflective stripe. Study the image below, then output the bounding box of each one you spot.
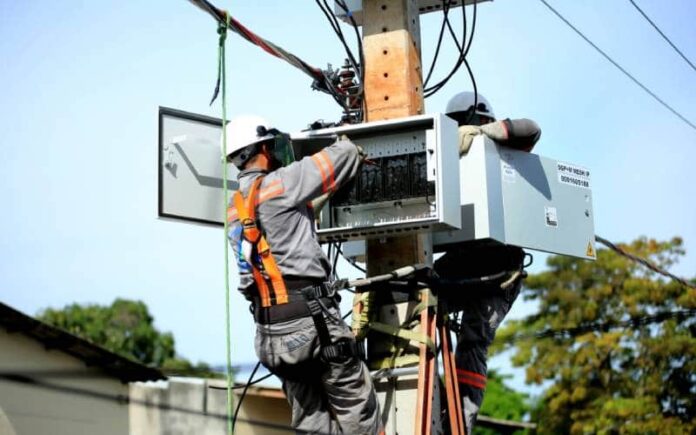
[316,150,336,191]
[457,369,486,381]
[257,179,284,203]
[311,153,330,193]
[229,180,284,223]
[226,207,238,223]
[456,369,487,390]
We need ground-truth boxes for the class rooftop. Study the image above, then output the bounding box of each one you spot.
[0,302,166,383]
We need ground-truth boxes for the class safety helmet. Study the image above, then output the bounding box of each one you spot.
[222,115,275,168]
[445,92,496,125]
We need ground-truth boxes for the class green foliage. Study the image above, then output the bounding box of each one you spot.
[38,298,221,377]
[473,370,530,435]
[493,237,696,434]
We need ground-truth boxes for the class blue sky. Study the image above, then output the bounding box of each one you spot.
[1,1,694,393]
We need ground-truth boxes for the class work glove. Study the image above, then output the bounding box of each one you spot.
[480,119,540,152]
[356,144,367,162]
[310,191,331,215]
[457,125,483,156]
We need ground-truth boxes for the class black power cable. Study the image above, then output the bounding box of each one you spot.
[424,0,459,89]
[315,0,365,122]
[335,243,367,274]
[335,0,366,122]
[628,0,696,73]
[424,0,478,98]
[232,361,261,429]
[537,0,696,132]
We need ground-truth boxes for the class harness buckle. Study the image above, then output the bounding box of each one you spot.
[241,218,261,243]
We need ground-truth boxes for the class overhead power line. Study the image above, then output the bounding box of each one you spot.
[500,309,696,343]
[537,0,696,132]
[188,0,323,81]
[628,0,696,73]
[595,235,696,290]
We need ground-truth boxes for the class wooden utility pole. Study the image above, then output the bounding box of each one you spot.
[361,2,439,434]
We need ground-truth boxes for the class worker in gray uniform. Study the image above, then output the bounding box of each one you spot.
[225,115,383,435]
[435,92,541,433]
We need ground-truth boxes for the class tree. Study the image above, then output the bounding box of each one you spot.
[492,237,695,434]
[473,370,531,435]
[38,298,219,377]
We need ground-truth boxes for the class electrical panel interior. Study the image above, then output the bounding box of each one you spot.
[291,114,460,241]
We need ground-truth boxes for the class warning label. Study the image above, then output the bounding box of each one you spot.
[545,206,558,228]
[501,161,516,183]
[586,241,596,258]
[557,162,591,189]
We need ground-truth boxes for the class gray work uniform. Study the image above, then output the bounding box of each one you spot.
[228,140,382,434]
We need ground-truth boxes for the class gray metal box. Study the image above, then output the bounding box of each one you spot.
[433,136,596,259]
[158,107,237,226]
[291,114,461,242]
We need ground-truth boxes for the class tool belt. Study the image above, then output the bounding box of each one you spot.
[253,280,363,362]
[254,285,337,324]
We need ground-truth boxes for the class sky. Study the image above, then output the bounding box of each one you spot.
[1,0,695,394]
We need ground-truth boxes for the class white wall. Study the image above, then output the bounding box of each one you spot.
[0,329,129,435]
[130,378,293,435]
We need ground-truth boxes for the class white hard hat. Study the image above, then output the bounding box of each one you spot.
[222,115,274,165]
[445,91,495,120]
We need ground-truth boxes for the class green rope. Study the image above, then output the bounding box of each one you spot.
[218,12,235,435]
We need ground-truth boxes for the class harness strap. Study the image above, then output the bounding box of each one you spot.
[233,177,288,307]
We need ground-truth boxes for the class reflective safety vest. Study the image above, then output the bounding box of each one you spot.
[232,177,289,307]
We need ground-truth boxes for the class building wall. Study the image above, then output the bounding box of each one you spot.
[129,378,293,435]
[0,329,129,435]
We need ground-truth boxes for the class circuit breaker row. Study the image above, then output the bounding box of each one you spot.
[333,152,436,206]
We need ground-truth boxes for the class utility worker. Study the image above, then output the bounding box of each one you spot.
[435,92,541,432]
[225,115,382,435]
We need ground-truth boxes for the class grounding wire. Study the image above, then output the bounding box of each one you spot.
[628,0,696,73]
[538,0,696,132]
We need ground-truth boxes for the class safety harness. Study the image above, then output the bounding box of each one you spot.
[232,176,363,362]
[233,176,288,307]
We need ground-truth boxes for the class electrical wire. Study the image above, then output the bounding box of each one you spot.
[627,0,696,73]
[318,0,366,122]
[424,0,478,98]
[335,243,367,274]
[188,0,350,114]
[423,0,457,89]
[232,361,260,430]
[189,0,324,81]
[332,242,342,281]
[494,309,696,344]
[537,0,696,132]
[317,0,360,77]
[595,235,696,290]
[337,0,367,122]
